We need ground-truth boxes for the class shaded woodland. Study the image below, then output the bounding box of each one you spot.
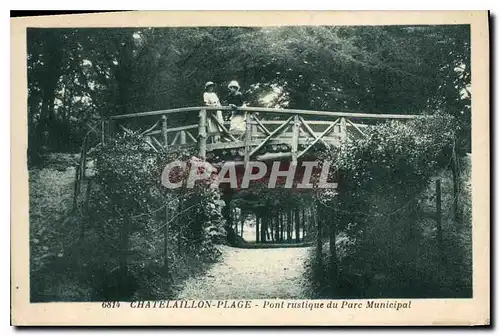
[27,25,472,301]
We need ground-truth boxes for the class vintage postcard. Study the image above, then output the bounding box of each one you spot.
[11,10,489,326]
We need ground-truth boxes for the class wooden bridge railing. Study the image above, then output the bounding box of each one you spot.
[103,106,425,163]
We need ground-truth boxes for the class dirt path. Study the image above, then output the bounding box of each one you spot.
[176,245,311,300]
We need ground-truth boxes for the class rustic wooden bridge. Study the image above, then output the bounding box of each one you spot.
[91,106,427,247]
[103,106,423,164]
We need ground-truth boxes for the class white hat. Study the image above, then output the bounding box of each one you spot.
[205,81,215,88]
[228,80,240,89]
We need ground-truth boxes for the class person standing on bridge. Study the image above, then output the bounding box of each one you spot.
[226,80,246,135]
[203,81,224,143]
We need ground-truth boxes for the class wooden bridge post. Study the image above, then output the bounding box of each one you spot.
[198,109,207,159]
[291,114,300,163]
[162,115,169,150]
[101,119,106,145]
[180,130,187,145]
[244,112,252,165]
[340,117,347,143]
[108,118,115,140]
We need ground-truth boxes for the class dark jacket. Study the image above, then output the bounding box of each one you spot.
[226,91,244,115]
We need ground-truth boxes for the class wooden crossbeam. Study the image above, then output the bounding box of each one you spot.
[119,124,135,134]
[346,118,368,138]
[146,124,198,136]
[111,106,426,120]
[151,136,166,151]
[143,137,160,153]
[140,120,160,136]
[249,116,294,157]
[170,131,181,146]
[255,120,338,125]
[209,114,238,142]
[185,130,198,143]
[298,116,331,148]
[207,141,245,150]
[251,114,271,136]
[297,118,340,158]
[205,137,341,151]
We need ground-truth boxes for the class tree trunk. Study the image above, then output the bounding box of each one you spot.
[222,193,235,245]
[115,38,135,115]
[295,209,300,243]
[452,145,461,223]
[261,216,267,243]
[280,213,284,242]
[256,215,260,243]
[240,211,245,239]
[233,208,238,235]
[120,213,131,281]
[33,31,64,154]
[329,202,338,286]
[436,179,443,257]
[163,202,169,272]
[177,201,183,252]
[302,209,307,241]
[222,193,232,229]
[315,203,323,263]
[273,215,280,242]
[288,210,293,241]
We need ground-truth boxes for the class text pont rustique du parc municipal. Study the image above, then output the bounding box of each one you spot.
[124,300,412,310]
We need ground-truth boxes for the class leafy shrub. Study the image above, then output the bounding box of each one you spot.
[312,114,470,298]
[82,132,225,300]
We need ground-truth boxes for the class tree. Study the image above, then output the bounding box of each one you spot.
[27,25,471,162]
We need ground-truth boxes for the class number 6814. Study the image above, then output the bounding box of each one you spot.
[101,301,120,308]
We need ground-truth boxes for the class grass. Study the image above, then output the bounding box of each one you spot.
[29,153,94,301]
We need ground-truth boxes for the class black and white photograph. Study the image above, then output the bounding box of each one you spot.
[11,10,489,326]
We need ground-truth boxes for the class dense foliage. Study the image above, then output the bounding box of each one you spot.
[28,25,472,300]
[30,133,225,301]
[310,115,471,298]
[27,25,470,165]
[87,133,226,300]
[337,115,457,196]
